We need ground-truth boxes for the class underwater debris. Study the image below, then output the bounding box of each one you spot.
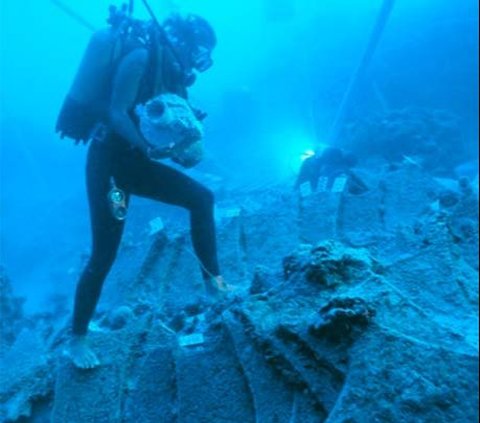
[283,241,374,287]
[309,297,375,342]
[0,267,26,348]
[1,163,477,422]
[434,176,480,270]
[250,265,279,295]
[438,189,460,208]
[0,329,54,422]
[340,107,466,175]
[105,305,134,330]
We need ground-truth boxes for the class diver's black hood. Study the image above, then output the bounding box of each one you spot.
[162,13,216,72]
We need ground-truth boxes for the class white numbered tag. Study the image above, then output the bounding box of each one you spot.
[331,176,348,193]
[149,217,164,235]
[299,182,312,198]
[317,177,328,192]
[179,333,205,347]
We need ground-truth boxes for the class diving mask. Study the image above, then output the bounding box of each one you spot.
[191,45,213,72]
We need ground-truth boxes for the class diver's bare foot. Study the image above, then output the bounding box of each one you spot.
[213,276,237,293]
[204,276,238,303]
[212,276,237,293]
[67,335,100,369]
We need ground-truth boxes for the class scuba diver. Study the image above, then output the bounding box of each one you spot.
[56,6,232,369]
[295,147,359,192]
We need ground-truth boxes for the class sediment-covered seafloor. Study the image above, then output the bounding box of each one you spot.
[1,163,478,422]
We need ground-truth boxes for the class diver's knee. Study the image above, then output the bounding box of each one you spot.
[191,186,215,211]
[201,187,215,207]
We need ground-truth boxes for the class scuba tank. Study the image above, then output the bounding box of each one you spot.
[56,27,120,143]
[56,4,145,144]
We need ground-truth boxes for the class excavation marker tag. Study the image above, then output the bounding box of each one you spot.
[179,333,205,347]
[149,217,164,235]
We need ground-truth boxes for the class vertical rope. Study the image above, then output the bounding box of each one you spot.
[327,0,396,145]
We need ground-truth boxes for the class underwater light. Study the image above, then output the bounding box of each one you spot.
[301,149,316,161]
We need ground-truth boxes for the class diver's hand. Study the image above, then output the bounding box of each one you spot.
[147,143,174,161]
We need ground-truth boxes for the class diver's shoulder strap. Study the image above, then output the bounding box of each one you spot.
[110,35,124,69]
[153,43,166,94]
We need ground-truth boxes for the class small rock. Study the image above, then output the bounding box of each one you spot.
[107,306,134,330]
[309,297,375,342]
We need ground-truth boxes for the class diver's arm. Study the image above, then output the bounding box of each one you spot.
[109,48,150,154]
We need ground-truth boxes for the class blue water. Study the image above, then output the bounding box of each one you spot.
[0,0,478,311]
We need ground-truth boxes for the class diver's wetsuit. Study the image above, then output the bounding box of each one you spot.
[72,135,220,335]
[72,45,219,336]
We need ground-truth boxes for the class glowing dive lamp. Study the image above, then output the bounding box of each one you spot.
[301,149,316,161]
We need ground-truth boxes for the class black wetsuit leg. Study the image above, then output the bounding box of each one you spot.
[72,138,127,335]
[113,138,219,279]
[72,136,219,336]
